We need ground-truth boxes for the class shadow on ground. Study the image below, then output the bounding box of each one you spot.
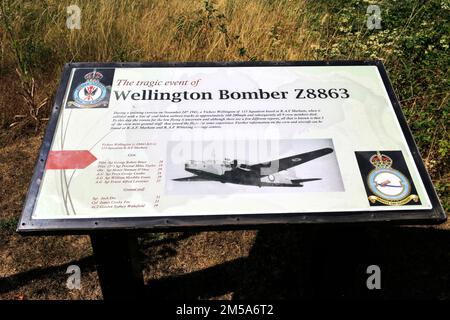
[1,226,449,299]
[144,226,450,300]
[0,254,98,299]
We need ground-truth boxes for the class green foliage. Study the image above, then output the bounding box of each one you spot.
[309,0,449,208]
[435,180,450,213]
[0,217,18,233]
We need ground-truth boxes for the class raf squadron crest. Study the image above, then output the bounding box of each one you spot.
[67,69,112,108]
[355,151,420,206]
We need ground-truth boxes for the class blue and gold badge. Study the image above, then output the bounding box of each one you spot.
[66,69,114,109]
[73,71,106,106]
[355,151,420,206]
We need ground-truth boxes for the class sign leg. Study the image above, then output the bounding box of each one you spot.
[90,232,145,300]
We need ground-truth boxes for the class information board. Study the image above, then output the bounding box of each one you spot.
[18,61,446,232]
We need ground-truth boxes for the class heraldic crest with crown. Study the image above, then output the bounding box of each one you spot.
[355,151,420,206]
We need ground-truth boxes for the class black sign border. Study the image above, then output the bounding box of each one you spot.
[17,60,446,234]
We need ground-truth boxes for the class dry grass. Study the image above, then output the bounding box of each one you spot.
[0,0,325,142]
[1,0,321,66]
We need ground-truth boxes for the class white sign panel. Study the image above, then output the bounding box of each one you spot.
[18,62,445,231]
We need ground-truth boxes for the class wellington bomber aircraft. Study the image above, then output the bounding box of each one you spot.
[173,147,334,187]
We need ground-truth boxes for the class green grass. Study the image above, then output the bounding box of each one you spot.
[0,217,19,233]
[308,0,449,211]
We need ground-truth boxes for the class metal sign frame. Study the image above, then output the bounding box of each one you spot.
[17,61,446,234]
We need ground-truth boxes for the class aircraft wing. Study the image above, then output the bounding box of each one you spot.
[250,147,334,176]
[260,178,322,187]
[173,176,217,182]
[291,178,322,184]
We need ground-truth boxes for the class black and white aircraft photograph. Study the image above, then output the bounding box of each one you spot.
[166,139,344,194]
